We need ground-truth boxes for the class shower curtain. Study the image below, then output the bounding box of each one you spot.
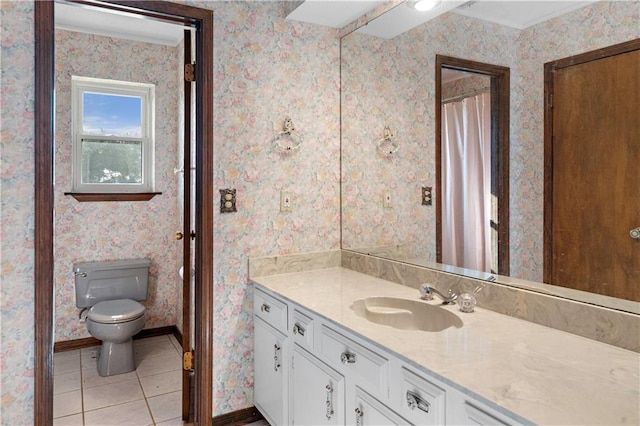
[441,92,492,272]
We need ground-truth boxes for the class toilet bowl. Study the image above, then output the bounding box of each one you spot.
[74,258,151,377]
[86,298,146,376]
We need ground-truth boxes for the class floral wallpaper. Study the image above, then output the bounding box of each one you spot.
[342,1,639,282]
[53,31,182,342]
[0,2,37,424]
[205,1,341,414]
[1,0,637,423]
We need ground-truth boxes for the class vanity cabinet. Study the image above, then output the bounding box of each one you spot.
[254,289,289,425]
[291,344,345,425]
[254,285,523,426]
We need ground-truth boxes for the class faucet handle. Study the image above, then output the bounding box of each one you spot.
[419,284,434,300]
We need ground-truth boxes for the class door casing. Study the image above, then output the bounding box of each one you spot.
[34,1,214,424]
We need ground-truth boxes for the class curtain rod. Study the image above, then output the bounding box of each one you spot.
[442,88,490,104]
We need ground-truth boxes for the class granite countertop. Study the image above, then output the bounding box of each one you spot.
[251,267,640,426]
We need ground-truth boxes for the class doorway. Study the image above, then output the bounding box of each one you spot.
[34,1,213,425]
[435,55,510,276]
[544,39,640,302]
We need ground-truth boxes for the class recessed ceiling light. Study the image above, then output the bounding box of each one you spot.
[407,0,442,12]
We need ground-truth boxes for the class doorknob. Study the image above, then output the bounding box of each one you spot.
[630,227,640,240]
[175,232,184,240]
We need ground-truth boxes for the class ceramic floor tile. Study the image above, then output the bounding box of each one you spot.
[55,350,81,360]
[82,378,144,411]
[55,353,81,376]
[168,334,183,353]
[53,413,84,426]
[139,369,182,398]
[80,346,100,368]
[82,363,138,389]
[134,338,179,362]
[147,391,182,424]
[135,352,181,378]
[245,421,269,426]
[54,370,81,395]
[83,399,153,426]
[155,417,185,426]
[53,390,83,419]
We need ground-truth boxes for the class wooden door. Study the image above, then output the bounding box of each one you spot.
[545,41,639,301]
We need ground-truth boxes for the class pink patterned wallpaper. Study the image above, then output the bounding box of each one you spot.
[0,1,638,423]
[53,31,182,342]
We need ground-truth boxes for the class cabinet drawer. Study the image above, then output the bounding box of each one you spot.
[254,288,287,333]
[291,308,314,350]
[353,386,410,425]
[463,401,514,426]
[398,367,445,425]
[321,325,389,397]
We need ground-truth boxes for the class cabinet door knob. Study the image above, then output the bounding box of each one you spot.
[355,407,364,426]
[261,303,271,313]
[341,351,356,364]
[406,390,430,413]
[293,323,305,336]
[273,344,281,372]
[325,384,334,420]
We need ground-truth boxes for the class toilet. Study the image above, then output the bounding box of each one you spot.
[74,258,151,377]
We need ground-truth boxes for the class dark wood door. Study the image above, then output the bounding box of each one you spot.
[547,44,639,301]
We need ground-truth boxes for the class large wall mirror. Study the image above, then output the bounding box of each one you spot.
[340,1,639,313]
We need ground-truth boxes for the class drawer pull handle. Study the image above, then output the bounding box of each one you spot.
[273,344,281,372]
[325,384,334,420]
[293,323,306,336]
[355,407,364,426]
[406,390,430,413]
[340,351,356,364]
[261,303,271,313]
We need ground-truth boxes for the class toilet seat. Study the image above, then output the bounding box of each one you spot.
[88,299,145,324]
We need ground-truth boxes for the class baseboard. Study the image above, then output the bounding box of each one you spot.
[54,325,179,352]
[212,406,265,426]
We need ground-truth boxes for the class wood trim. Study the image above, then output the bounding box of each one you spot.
[64,192,161,202]
[435,55,510,276]
[211,406,265,426]
[34,2,214,426]
[542,38,640,284]
[35,2,55,424]
[54,325,180,353]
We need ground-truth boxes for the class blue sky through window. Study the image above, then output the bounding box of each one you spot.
[83,92,142,137]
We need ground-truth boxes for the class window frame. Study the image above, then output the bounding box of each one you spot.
[71,76,155,193]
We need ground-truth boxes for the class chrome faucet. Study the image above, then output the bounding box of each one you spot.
[419,284,458,304]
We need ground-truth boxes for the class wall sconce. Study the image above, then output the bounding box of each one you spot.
[406,0,442,12]
[273,116,302,151]
[377,125,399,156]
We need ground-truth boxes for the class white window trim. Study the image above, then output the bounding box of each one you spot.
[71,76,155,193]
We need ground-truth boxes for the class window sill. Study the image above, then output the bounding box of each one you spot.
[64,192,162,202]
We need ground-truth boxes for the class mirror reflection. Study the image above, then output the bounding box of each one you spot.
[340,1,639,311]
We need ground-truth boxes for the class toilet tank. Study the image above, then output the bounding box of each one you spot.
[74,258,151,308]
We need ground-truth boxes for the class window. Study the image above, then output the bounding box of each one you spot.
[71,76,155,193]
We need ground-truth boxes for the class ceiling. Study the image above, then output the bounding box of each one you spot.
[55,2,185,46]
[55,1,598,45]
[288,0,598,38]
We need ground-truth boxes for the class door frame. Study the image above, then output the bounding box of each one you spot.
[34,1,214,425]
[435,55,510,275]
[543,38,640,284]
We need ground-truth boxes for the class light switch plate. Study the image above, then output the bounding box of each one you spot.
[280,190,292,212]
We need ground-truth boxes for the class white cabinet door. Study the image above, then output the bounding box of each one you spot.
[352,387,410,426]
[254,318,287,425]
[291,344,345,425]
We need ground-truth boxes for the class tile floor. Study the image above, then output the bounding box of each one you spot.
[53,334,184,425]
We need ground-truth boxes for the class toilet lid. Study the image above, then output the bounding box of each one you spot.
[88,299,145,324]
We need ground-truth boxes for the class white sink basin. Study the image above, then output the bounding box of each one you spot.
[350,297,463,332]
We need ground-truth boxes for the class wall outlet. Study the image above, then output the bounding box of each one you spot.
[383,191,393,208]
[280,190,292,212]
[422,186,432,206]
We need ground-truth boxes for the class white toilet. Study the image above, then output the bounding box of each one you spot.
[74,258,151,377]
